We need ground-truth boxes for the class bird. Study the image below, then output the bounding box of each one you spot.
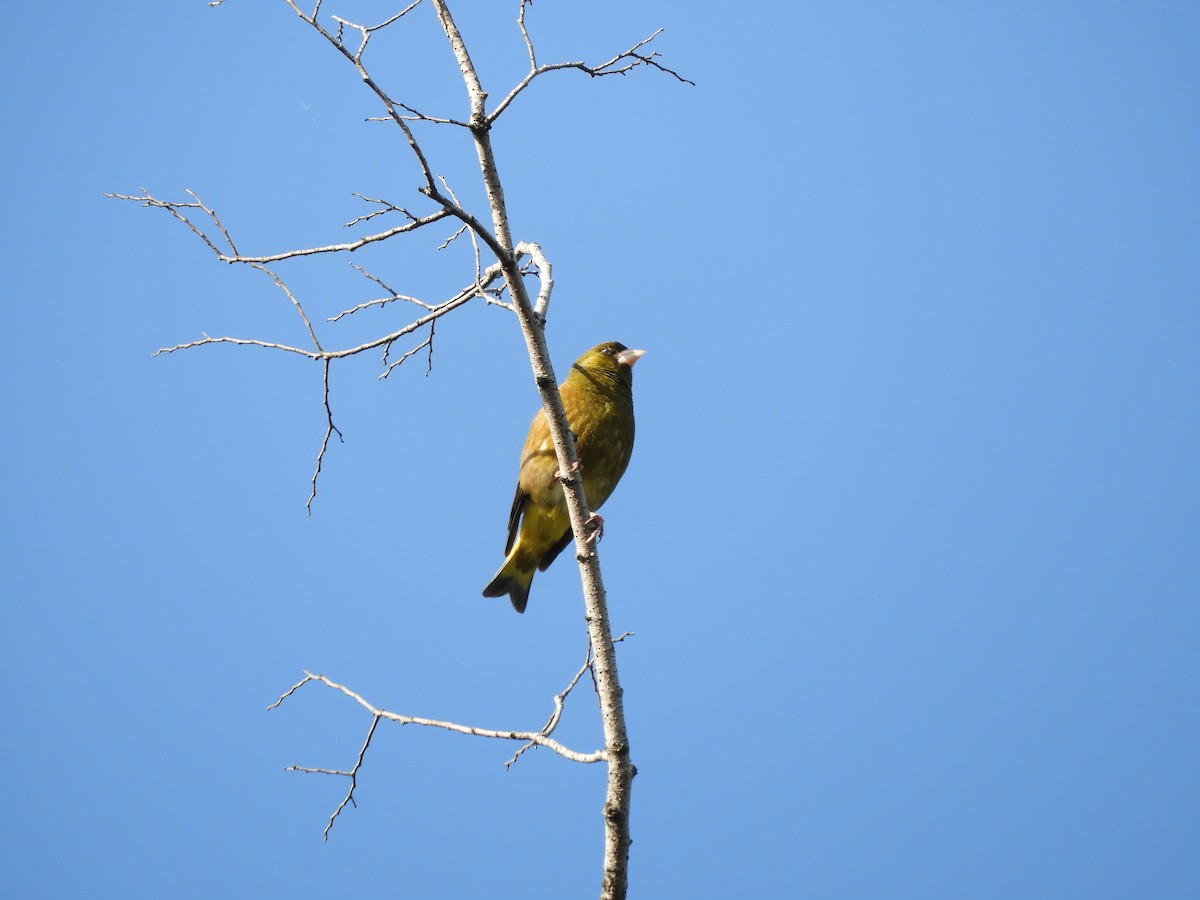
[483,341,644,613]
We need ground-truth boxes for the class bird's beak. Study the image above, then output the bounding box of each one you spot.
[617,348,645,368]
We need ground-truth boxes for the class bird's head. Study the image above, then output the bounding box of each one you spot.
[570,342,645,392]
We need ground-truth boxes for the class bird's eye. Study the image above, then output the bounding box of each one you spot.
[601,346,614,356]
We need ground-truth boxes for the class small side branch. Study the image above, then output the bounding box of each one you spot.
[329,263,435,322]
[271,670,607,838]
[287,713,381,840]
[330,2,422,63]
[308,358,344,514]
[281,0,439,191]
[379,321,435,379]
[250,263,324,352]
[342,193,420,228]
[270,671,606,763]
[147,256,507,509]
[152,266,502,364]
[506,637,594,768]
[106,188,454,264]
[103,188,238,256]
[514,240,553,322]
[491,18,694,123]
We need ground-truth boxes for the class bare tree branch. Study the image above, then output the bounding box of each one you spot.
[515,240,553,322]
[250,263,324,351]
[395,102,469,126]
[379,320,435,379]
[329,264,434,321]
[151,269,500,363]
[270,670,607,837]
[505,632,633,768]
[491,11,694,123]
[105,189,455,263]
[286,711,379,841]
[308,358,344,512]
[279,0,440,192]
[342,193,420,228]
[273,671,608,764]
[330,2,422,62]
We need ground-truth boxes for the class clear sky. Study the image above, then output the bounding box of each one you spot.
[3,2,1198,898]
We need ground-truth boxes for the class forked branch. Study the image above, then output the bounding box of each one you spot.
[270,669,608,839]
[492,6,694,123]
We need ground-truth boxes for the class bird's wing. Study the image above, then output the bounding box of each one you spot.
[504,486,527,555]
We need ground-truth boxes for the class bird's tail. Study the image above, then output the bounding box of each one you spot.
[482,557,534,614]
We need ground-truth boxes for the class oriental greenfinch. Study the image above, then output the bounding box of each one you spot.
[483,341,644,613]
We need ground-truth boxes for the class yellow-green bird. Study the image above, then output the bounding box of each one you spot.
[483,341,645,613]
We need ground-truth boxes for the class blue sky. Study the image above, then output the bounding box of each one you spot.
[4,1,1198,897]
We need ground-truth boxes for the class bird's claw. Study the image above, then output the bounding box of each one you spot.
[554,458,583,481]
[585,512,605,544]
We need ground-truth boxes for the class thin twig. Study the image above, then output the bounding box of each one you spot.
[343,193,419,228]
[328,264,434,322]
[515,240,553,323]
[506,640,594,767]
[489,27,694,124]
[272,670,609,764]
[249,263,324,352]
[106,188,453,263]
[379,324,435,379]
[270,669,606,837]
[280,0,441,196]
[329,2,421,63]
[288,713,381,840]
[308,358,344,514]
[396,102,468,126]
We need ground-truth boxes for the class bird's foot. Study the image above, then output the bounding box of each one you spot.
[555,458,583,481]
[585,512,605,544]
